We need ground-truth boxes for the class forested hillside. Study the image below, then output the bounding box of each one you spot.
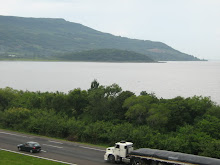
[0,81,219,159]
[57,49,155,62]
[0,15,201,61]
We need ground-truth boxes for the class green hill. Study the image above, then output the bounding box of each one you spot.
[57,49,155,62]
[0,15,201,61]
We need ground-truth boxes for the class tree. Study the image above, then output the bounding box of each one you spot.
[67,88,88,117]
[1,107,31,130]
[186,96,213,121]
[90,79,99,89]
[104,83,122,98]
[165,96,192,131]
[199,139,220,159]
[125,104,147,124]
[204,105,220,119]
[110,122,134,143]
[86,85,109,121]
[175,125,213,155]
[110,91,135,121]
[140,91,158,103]
[146,104,170,131]
[123,95,154,125]
[27,109,69,138]
[86,83,123,122]
[66,118,86,141]
[51,92,68,113]
[83,121,114,144]
[0,87,18,111]
[131,125,159,149]
[196,115,220,139]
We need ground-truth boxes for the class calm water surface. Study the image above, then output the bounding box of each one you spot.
[0,61,219,105]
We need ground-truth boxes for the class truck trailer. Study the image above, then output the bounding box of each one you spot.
[104,141,220,165]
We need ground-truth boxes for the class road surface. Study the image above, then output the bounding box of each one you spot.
[0,129,108,165]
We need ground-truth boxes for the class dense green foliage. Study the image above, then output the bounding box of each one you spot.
[0,150,66,165]
[0,81,219,159]
[57,49,155,62]
[0,15,201,61]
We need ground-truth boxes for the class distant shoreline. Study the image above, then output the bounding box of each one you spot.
[1,58,210,63]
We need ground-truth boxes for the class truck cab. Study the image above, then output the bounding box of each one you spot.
[104,141,134,163]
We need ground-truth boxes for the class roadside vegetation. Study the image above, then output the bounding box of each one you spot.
[0,150,66,165]
[0,80,219,159]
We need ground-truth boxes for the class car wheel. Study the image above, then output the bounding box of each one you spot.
[18,147,21,151]
[30,150,33,153]
[108,155,115,163]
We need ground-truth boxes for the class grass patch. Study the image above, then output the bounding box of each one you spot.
[0,150,67,165]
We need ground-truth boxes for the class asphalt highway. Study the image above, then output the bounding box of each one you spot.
[0,129,108,165]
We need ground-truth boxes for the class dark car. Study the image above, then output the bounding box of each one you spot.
[17,141,41,153]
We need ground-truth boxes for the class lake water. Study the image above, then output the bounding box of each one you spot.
[0,61,219,105]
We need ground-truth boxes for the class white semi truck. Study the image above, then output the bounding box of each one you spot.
[104,141,220,165]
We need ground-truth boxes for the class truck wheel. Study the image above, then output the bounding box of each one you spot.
[131,158,141,165]
[140,159,147,165]
[131,158,148,165]
[150,161,158,165]
[108,155,115,163]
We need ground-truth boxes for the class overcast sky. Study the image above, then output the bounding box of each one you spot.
[1,0,220,60]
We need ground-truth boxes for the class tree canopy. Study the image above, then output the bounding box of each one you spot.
[0,82,219,158]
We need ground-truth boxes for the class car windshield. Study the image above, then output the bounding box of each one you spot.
[33,142,40,146]
[29,142,40,147]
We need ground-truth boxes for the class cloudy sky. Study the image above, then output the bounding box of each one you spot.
[1,0,220,60]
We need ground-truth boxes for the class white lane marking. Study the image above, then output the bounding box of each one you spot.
[0,148,76,165]
[0,131,32,138]
[79,146,105,152]
[40,150,47,152]
[49,140,63,144]
[43,144,63,148]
